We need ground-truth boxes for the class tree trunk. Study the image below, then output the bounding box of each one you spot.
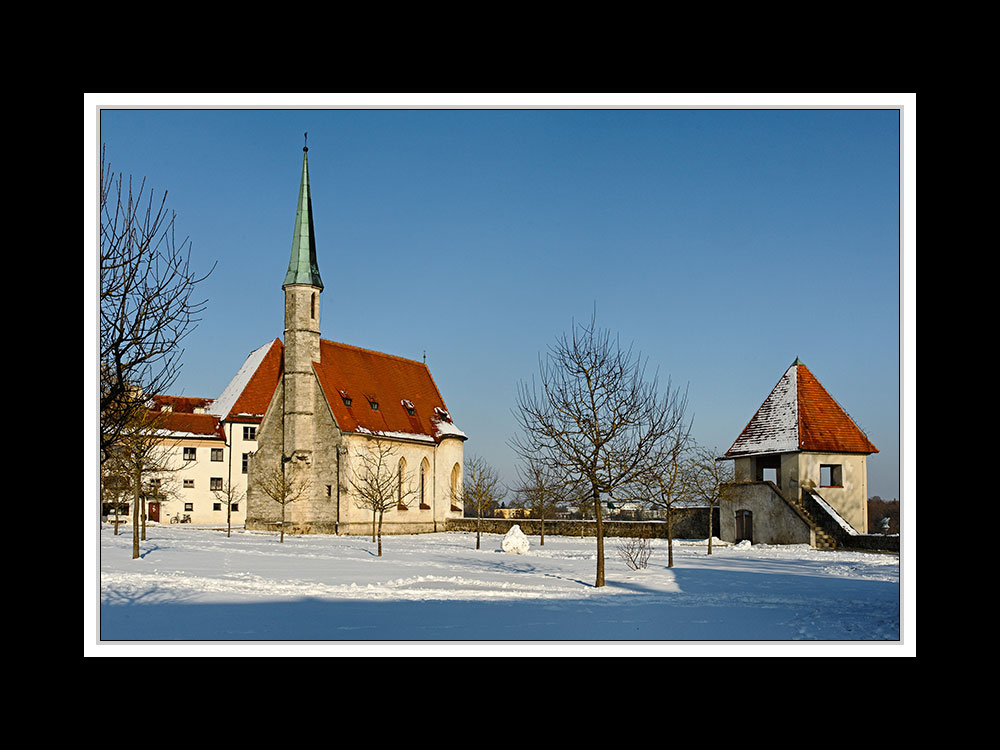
[372,511,377,543]
[707,507,713,555]
[593,486,605,587]
[141,500,147,541]
[377,511,384,556]
[540,516,545,546]
[227,503,232,538]
[667,506,674,568]
[280,503,285,543]
[132,467,141,559]
[475,512,481,550]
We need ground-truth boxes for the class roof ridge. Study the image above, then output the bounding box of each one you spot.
[319,338,429,368]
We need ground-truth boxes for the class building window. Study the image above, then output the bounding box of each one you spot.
[211,448,223,462]
[450,462,462,511]
[311,292,316,319]
[231,503,239,512]
[184,479,194,488]
[210,477,223,491]
[820,464,843,487]
[243,426,256,441]
[213,502,222,511]
[369,400,379,411]
[183,447,196,461]
[326,485,332,497]
[242,453,251,474]
[419,459,430,509]
[402,399,416,416]
[184,502,194,512]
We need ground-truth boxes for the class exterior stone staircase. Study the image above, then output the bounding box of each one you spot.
[778,492,839,549]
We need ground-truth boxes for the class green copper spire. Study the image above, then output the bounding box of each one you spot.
[283,142,324,290]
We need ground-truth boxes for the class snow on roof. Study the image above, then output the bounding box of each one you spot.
[725,360,878,458]
[726,364,800,456]
[208,340,277,419]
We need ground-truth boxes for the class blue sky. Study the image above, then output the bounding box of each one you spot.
[91,97,910,503]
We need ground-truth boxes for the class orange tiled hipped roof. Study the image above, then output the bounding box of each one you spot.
[725,360,877,457]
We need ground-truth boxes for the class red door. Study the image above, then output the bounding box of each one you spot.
[148,502,160,522]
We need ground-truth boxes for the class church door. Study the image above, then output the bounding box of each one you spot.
[735,510,752,543]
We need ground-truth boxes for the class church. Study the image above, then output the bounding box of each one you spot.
[220,144,466,535]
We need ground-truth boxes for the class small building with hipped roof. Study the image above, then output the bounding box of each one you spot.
[718,358,878,548]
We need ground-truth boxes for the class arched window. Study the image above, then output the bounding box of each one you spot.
[397,457,407,509]
[311,292,316,319]
[450,463,461,511]
[420,458,430,509]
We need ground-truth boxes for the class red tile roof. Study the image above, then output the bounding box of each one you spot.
[147,407,225,440]
[148,395,225,439]
[313,339,462,443]
[795,363,878,454]
[725,361,877,457]
[215,338,463,443]
[150,395,214,413]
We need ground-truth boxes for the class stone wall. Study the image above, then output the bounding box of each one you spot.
[447,507,719,539]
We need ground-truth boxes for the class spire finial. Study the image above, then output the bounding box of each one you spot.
[303,131,308,152]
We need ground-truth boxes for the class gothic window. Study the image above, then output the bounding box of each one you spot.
[420,458,430,509]
[450,463,461,511]
[397,458,407,509]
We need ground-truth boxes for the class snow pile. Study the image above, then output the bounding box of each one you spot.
[501,525,530,554]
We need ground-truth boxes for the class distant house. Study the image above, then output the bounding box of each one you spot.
[718,359,878,548]
[108,395,256,526]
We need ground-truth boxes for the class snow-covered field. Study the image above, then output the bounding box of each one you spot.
[90,523,907,654]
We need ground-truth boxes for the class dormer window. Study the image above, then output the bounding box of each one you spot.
[365,393,378,410]
[370,401,379,411]
[434,407,451,422]
[402,399,416,416]
[338,390,352,407]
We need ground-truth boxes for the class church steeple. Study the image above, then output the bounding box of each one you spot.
[283,139,324,290]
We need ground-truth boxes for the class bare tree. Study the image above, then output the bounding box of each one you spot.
[348,437,416,556]
[512,312,688,587]
[101,451,132,535]
[212,479,247,538]
[110,407,182,558]
[256,462,309,543]
[626,416,694,569]
[512,460,567,546]
[457,455,505,550]
[687,445,736,555]
[615,524,653,570]
[100,145,214,465]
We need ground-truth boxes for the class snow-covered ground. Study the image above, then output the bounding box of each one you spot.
[90,523,908,654]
